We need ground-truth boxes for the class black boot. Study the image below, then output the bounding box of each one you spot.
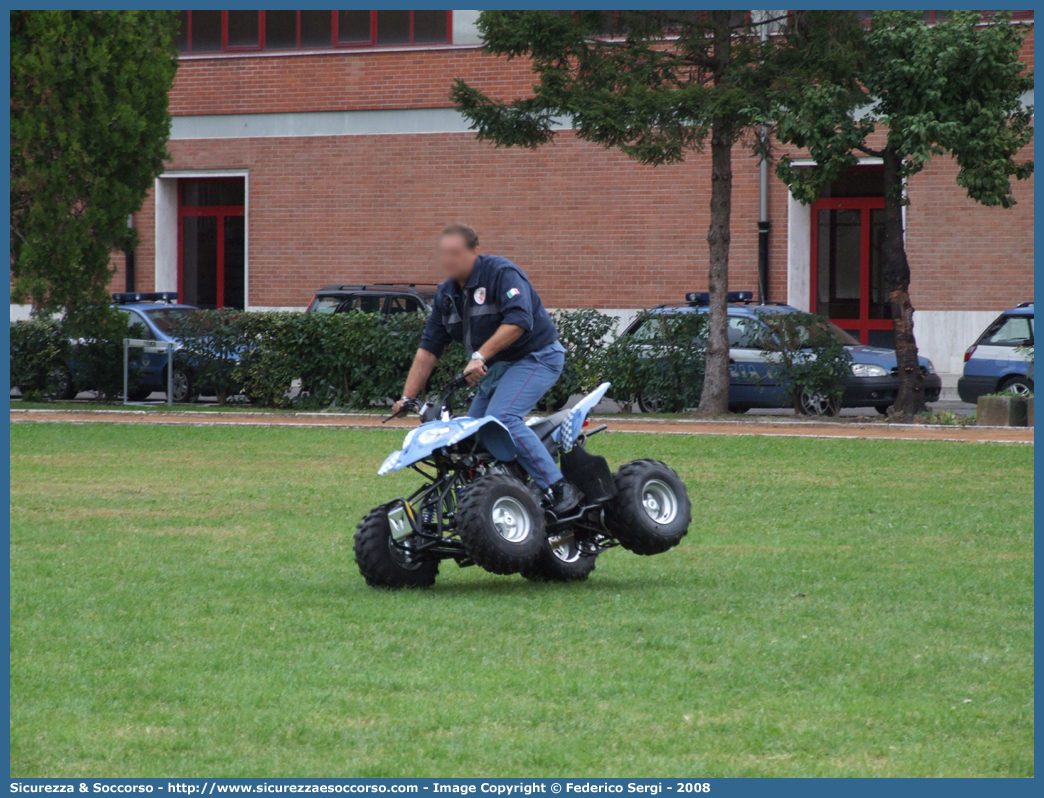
[548,479,583,516]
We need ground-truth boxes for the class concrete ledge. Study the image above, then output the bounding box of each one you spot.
[976,395,1030,427]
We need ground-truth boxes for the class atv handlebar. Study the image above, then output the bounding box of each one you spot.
[382,398,419,424]
[445,372,470,392]
[381,374,468,424]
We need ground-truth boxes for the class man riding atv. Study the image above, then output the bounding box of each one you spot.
[390,223,583,516]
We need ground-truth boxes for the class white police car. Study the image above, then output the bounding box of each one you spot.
[958,303,1034,402]
[625,292,941,415]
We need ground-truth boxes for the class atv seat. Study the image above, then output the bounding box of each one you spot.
[527,408,572,441]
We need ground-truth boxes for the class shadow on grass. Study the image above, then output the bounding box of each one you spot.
[407,575,650,597]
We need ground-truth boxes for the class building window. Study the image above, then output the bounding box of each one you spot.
[177,10,452,54]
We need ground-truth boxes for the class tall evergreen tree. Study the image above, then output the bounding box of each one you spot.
[11,10,179,318]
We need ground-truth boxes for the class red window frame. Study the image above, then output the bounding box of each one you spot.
[178,10,453,54]
[223,10,263,52]
[808,196,891,345]
[177,179,246,310]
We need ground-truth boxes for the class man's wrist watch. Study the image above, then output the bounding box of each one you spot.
[471,351,486,363]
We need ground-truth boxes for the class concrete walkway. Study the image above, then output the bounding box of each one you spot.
[10,408,1032,444]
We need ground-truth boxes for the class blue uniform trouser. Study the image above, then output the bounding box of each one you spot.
[467,342,566,489]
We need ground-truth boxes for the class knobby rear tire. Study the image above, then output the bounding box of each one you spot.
[521,532,597,583]
[354,508,439,589]
[605,459,691,555]
[457,474,545,575]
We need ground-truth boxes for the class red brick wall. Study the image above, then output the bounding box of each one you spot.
[905,140,1034,310]
[125,127,1031,312]
[142,132,763,309]
[169,47,536,117]
[129,24,1033,312]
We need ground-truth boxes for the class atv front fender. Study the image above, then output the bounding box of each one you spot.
[378,416,517,475]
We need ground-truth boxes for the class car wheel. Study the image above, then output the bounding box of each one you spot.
[1000,375,1033,396]
[799,389,840,417]
[728,404,751,414]
[637,393,684,414]
[875,403,892,416]
[168,369,194,403]
[46,367,77,401]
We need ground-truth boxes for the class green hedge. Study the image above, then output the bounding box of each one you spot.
[9,318,69,399]
[10,310,140,401]
[11,307,852,413]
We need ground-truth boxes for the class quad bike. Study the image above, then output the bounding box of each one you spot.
[354,375,691,588]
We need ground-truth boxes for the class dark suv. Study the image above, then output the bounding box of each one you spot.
[306,283,435,315]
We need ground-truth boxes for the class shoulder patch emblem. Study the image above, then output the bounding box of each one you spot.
[506,288,520,299]
[474,287,486,305]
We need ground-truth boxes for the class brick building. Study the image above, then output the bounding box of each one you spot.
[26,10,1035,376]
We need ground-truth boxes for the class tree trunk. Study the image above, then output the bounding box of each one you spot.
[881,146,925,418]
[696,13,734,416]
[697,121,733,415]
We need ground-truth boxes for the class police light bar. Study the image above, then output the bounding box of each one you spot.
[685,291,754,305]
[113,291,178,304]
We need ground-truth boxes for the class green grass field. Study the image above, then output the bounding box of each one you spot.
[9,423,1033,777]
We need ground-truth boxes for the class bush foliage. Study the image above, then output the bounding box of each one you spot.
[11,307,854,413]
[10,310,142,402]
[9,318,70,400]
[758,312,853,413]
[605,310,709,411]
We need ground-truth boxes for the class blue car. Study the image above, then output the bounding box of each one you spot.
[957,303,1034,403]
[624,293,942,415]
[56,293,199,402]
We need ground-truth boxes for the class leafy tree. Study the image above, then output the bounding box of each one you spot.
[10,10,179,319]
[757,312,852,415]
[775,10,1034,416]
[544,308,618,410]
[452,10,862,414]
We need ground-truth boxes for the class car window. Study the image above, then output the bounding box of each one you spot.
[827,323,861,346]
[387,296,421,314]
[728,317,764,348]
[310,296,344,314]
[145,308,194,335]
[982,315,1033,347]
[121,310,150,339]
[629,316,662,342]
[347,295,384,313]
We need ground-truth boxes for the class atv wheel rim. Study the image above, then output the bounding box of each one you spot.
[491,496,532,543]
[388,536,423,570]
[548,534,581,563]
[641,479,678,526]
[170,371,190,403]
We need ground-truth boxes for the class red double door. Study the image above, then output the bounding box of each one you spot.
[810,196,894,347]
[178,179,245,310]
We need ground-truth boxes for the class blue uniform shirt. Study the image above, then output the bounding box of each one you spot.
[419,254,559,365]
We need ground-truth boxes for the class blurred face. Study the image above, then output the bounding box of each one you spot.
[437,232,479,284]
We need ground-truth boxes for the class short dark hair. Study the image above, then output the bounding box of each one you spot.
[440,223,479,250]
